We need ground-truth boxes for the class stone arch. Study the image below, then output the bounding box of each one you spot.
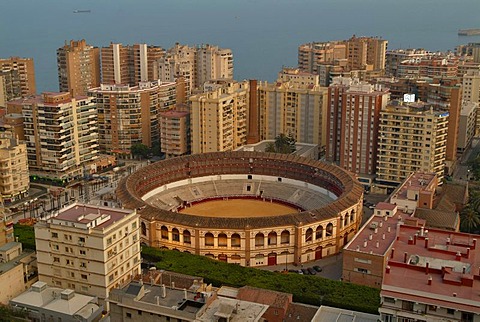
[305,228,313,242]
[255,233,265,247]
[205,232,214,246]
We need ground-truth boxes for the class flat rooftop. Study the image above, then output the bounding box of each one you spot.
[382,225,480,313]
[50,203,134,230]
[391,172,436,200]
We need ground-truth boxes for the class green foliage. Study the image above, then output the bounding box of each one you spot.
[130,143,150,158]
[265,133,296,154]
[0,304,29,321]
[141,247,380,314]
[460,187,480,233]
[13,224,36,250]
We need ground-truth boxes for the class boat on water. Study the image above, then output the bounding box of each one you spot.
[458,28,480,36]
[73,10,91,13]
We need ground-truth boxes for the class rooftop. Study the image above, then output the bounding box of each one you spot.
[382,225,480,313]
[49,203,135,231]
[312,305,380,322]
[196,297,268,322]
[390,172,437,201]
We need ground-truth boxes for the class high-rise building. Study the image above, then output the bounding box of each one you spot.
[6,92,98,183]
[257,68,328,146]
[158,43,233,96]
[0,132,29,204]
[457,101,477,154]
[327,77,389,175]
[385,48,433,77]
[159,109,190,158]
[376,101,449,190]
[298,36,387,78]
[101,43,164,85]
[190,80,248,154]
[35,203,141,306]
[89,80,176,157]
[0,57,36,104]
[462,70,480,104]
[57,39,101,96]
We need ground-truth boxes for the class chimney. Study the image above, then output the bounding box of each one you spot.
[382,233,385,240]
[161,284,166,298]
[453,293,457,297]
[387,226,391,233]
[408,236,414,245]
[428,276,432,285]
[384,215,388,222]
[446,237,451,245]
[456,251,462,261]
[363,240,368,248]
[414,234,417,245]
[473,239,477,250]
[425,262,429,275]
[404,252,408,263]
[386,266,391,274]
[467,248,470,259]
[420,226,424,237]
[391,248,395,258]
[374,227,378,234]
[156,296,160,305]
[376,241,379,248]
[379,221,383,228]
[369,234,373,241]
[463,266,466,274]
[425,238,429,249]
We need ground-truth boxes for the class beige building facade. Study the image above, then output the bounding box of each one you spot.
[0,132,29,203]
[190,80,248,154]
[258,68,328,147]
[57,39,101,96]
[35,203,141,304]
[376,101,449,190]
[159,109,190,158]
[7,92,98,183]
[0,57,36,104]
[89,80,176,157]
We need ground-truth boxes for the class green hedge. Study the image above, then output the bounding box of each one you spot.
[13,224,36,250]
[142,247,380,314]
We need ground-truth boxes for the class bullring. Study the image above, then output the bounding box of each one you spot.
[116,151,364,266]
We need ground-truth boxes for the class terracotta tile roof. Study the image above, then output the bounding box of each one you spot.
[237,286,292,310]
[284,302,318,322]
[414,208,459,231]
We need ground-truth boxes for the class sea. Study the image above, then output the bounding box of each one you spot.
[1,0,480,93]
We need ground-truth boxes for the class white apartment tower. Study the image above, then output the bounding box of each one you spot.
[35,203,141,305]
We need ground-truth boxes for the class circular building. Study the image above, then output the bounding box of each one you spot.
[117,151,364,267]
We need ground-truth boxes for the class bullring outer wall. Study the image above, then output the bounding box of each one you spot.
[116,151,364,266]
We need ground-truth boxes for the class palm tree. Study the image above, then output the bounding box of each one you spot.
[460,205,480,233]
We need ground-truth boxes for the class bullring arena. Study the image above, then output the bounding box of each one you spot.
[117,151,364,267]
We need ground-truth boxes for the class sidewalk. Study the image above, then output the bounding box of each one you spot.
[259,252,343,281]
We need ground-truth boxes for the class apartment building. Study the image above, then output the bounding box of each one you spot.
[88,80,176,157]
[35,203,141,305]
[6,92,98,183]
[458,101,477,154]
[0,57,36,105]
[326,77,389,175]
[298,36,387,74]
[0,132,29,203]
[257,68,328,146]
[379,226,480,322]
[158,43,233,96]
[57,39,101,96]
[397,57,459,79]
[159,109,190,158]
[101,43,164,85]
[190,80,248,154]
[385,48,433,77]
[376,100,449,190]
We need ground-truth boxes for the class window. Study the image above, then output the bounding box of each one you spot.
[183,230,191,244]
[78,237,85,243]
[383,297,395,304]
[231,234,241,247]
[80,262,87,268]
[355,267,369,274]
[126,312,132,318]
[51,232,58,238]
[109,274,114,282]
[79,250,86,256]
[218,233,227,247]
[447,308,455,315]
[53,257,60,263]
[402,300,414,311]
[107,237,112,245]
[52,244,59,251]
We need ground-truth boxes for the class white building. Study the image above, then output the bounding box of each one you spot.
[35,203,141,306]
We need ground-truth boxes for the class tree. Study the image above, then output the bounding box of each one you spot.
[265,133,296,154]
[460,205,480,233]
[130,143,150,159]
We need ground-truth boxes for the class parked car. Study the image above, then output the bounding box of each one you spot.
[297,270,304,274]
[301,268,310,275]
[313,265,323,272]
[307,267,316,275]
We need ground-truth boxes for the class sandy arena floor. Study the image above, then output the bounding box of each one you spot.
[178,198,298,218]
